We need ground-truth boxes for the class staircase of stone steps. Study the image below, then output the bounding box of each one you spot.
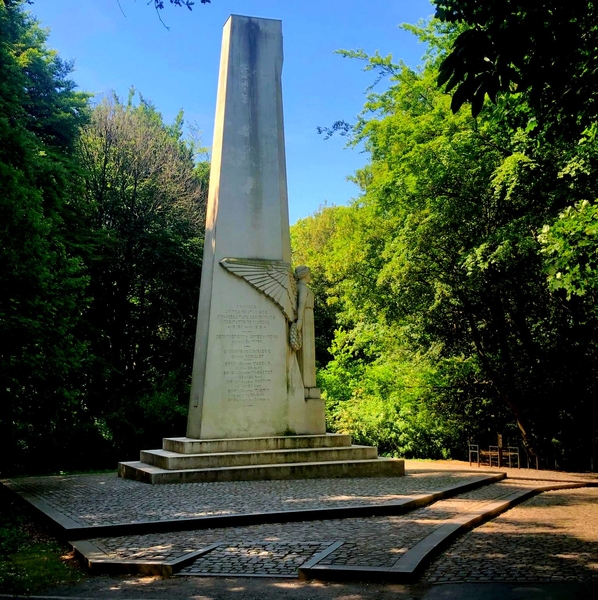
[118,433,405,484]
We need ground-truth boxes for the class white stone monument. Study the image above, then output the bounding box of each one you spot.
[118,15,404,483]
[186,15,324,440]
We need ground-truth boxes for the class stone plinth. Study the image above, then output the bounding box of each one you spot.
[118,434,405,484]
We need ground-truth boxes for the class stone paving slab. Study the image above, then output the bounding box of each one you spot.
[2,471,494,532]
[72,540,222,577]
[82,479,562,579]
[423,486,598,583]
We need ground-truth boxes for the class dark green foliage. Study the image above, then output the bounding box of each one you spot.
[77,92,208,461]
[0,0,93,475]
[434,0,598,130]
[0,1,208,475]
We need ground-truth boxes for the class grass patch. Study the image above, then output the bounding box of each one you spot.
[0,492,86,594]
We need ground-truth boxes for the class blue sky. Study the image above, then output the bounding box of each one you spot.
[32,0,435,223]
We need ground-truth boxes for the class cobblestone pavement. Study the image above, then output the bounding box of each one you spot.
[8,462,598,585]
[6,471,488,526]
[88,479,555,577]
[178,542,333,577]
[423,486,598,583]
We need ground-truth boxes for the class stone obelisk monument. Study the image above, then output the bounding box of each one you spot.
[186,15,324,439]
[118,15,404,482]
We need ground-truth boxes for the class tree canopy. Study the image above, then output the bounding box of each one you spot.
[4,0,598,474]
[433,0,598,130]
[0,0,208,475]
[297,19,598,469]
[0,0,91,473]
[76,90,208,461]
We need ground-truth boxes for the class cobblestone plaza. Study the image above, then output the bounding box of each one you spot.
[4,461,598,584]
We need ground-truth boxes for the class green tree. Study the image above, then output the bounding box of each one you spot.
[540,200,598,302]
[538,123,598,305]
[77,91,208,460]
[313,22,598,467]
[0,0,92,475]
[291,205,353,367]
[434,0,598,129]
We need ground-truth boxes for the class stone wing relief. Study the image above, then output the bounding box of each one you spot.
[220,258,297,322]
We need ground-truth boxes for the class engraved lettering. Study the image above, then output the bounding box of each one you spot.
[216,304,277,404]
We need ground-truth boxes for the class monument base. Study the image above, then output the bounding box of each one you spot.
[118,434,405,484]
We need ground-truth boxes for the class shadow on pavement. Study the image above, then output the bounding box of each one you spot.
[425,582,598,599]
[37,574,430,600]
[26,577,598,600]
[423,489,598,584]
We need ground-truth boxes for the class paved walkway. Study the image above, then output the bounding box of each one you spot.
[405,459,598,482]
[86,479,553,569]
[4,460,597,587]
[423,486,598,583]
[5,470,486,526]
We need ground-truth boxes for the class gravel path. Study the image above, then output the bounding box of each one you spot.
[423,486,598,583]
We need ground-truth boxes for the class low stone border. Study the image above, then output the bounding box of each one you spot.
[504,476,598,486]
[1,473,505,540]
[295,541,344,571]
[0,484,82,534]
[298,482,589,583]
[70,540,223,577]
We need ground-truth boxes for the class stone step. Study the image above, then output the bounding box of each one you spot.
[118,457,405,484]
[162,433,352,455]
[140,445,378,470]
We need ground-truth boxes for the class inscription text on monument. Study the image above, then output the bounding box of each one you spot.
[216,304,277,406]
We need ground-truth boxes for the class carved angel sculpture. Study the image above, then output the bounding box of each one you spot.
[220,257,317,390]
[219,258,297,322]
[293,266,316,388]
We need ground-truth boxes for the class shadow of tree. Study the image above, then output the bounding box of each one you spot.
[424,488,598,582]
[47,571,431,600]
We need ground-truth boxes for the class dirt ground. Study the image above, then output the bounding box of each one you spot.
[39,574,430,600]
[21,575,598,600]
